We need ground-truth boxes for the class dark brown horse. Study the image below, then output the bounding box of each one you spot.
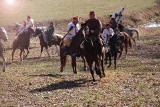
[83,36,106,82]
[60,25,87,74]
[0,27,8,72]
[12,28,34,61]
[105,34,119,69]
[34,28,63,58]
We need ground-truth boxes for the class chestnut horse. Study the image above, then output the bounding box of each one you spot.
[0,27,8,72]
[118,32,133,58]
[12,28,34,61]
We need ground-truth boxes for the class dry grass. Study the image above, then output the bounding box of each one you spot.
[0,26,160,106]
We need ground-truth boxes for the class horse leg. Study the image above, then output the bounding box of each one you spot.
[125,43,128,59]
[95,57,102,79]
[1,54,6,72]
[114,53,117,69]
[25,48,29,58]
[71,56,77,74]
[108,53,112,68]
[12,49,16,62]
[101,53,105,77]
[40,46,43,58]
[20,49,24,61]
[45,48,50,58]
[60,55,67,72]
[81,55,87,71]
[89,62,95,82]
[118,44,123,59]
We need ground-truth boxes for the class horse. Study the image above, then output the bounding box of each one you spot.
[105,34,119,69]
[0,27,8,72]
[34,28,63,58]
[118,24,140,46]
[118,32,133,58]
[110,20,140,46]
[12,23,34,61]
[81,25,106,82]
[60,25,87,74]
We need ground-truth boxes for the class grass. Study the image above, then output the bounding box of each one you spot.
[0,0,156,25]
[0,0,160,106]
[0,26,160,106]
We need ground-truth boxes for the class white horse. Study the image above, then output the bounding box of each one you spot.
[0,27,8,72]
[123,28,140,45]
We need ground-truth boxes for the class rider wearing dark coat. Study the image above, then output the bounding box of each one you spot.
[46,22,55,47]
[83,11,104,54]
[84,11,102,38]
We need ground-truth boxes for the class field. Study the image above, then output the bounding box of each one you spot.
[0,0,160,107]
[0,0,156,25]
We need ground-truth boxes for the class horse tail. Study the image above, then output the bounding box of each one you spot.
[128,36,133,49]
[60,46,67,70]
[123,32,133,49]
[133,29,140,40]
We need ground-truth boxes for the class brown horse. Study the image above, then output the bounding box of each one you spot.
[12,28,34,61]
[60,25,87,74]
[34,28,63,58]
[118,32,133,58]
[0,27,8,72]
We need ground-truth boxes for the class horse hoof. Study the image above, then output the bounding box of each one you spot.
[2,69,5,72]
[102,73,105,77]
[84,67,87,71]
[73,71,77,74]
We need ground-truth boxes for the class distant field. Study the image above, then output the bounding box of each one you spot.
[0,0,156,25]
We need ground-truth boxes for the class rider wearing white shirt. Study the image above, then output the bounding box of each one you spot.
[24,15,34,32]
[16,21,27,36]
[64,16,80,47]
[102,23,114,46]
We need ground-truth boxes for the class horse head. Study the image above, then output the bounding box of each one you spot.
[34,28,43,36]
[0,27,8,41]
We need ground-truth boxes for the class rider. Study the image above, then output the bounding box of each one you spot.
[46,22,55,47]
[63,16,80,55]
[24,15,34,32]
[84,11,102,38]
[16,20,27,36]
[102,23,114,47]
[84,11,103,51]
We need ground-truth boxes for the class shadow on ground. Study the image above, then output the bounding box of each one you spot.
[30,78,91,93]
[29,73,63,78]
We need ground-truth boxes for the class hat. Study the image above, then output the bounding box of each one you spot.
[73,16,79,20]
[106,23,110,27]
[90,11,95,15]
[23,20,27,23]
[27,15,31,18]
